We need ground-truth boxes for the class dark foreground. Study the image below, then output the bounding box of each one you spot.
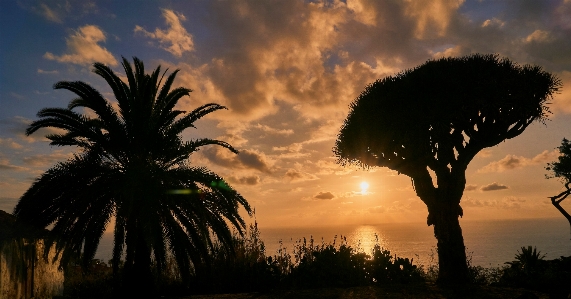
[182,283,551,299]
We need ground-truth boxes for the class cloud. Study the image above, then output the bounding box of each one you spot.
[226,175,261,185]
[313,191,336,200]
[551,71,571,114]
[404,0,464,39]
[39,3,63,23]
[301,191,335,201]
[480,182,509,192]
[481,18,505,28]
[284,168,319,182]
[368,205,386,213]
[462,196,525,209]
[252,124,294,136]
[0,138,23,150]
[22,152,72,167]
[524,29,555,43]
[44,25,117,66]
[465,184,478,191]
[0,158,27,172]
[134,9,194,57]
[478,150,559,173]
[201,147,273,173]
[37,69,59,74]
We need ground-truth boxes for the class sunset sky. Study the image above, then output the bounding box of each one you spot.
[1,0,571,229]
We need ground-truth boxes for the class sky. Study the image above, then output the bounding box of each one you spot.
[1,0,571,229]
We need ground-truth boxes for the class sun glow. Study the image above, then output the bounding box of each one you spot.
[360,182,369,195]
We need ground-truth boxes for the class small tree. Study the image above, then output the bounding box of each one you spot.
[546,138,571,240]
[334,54,560,284]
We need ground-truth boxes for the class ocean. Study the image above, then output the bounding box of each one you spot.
[95,218,571,268]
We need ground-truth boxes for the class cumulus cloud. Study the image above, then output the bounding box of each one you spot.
[524,30,554,43]
[404,0,464,39]
[44,25,117,66]
[465,184,478,191]
[301,191,336,201]
[134,9,194,57]
[481,18,505,28]
[284,168,319,182]
[226,174,261,185]
[313,191,336,200]
[478,150,559,173]
[201,147,273,173]
[462,196,525,209]
[480,182,509,192]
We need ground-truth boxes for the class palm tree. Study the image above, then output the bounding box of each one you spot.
[14,57,252,293]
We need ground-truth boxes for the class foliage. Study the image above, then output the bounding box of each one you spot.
[63,259,116,298]
[190,221,282,294]
[546,138,571,183]
[500,247,571,296]
[334,53,561,284]
[13,57,251,295]
[545,138,571,239]
[61,233,571,297]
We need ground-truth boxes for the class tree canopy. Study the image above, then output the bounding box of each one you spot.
[14,57,252,293]
[334,53,561,284]
[336,54,559,181]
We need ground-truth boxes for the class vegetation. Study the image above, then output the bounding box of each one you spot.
[13,57,251,296]
[334,54,561,284]
[546,138,571,239]
[62,228,571,298]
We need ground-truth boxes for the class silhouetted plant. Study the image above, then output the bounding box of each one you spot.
[546,138,571,240]
[368,245,423,284]
[190,221,281,294]
[508,246,547,273]
[334,54,561,284]
[14,57,251,297]
[63,259,116,298]
[500,247,570,297]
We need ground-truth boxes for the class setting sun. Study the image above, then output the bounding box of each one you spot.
[360,182,370,194]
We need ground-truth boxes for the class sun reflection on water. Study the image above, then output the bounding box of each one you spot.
[348,225,387,256]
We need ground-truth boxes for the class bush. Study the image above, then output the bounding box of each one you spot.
[63,259,116,298]
[499,246,571,297]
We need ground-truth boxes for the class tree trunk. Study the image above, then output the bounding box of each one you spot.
[550,191,571,240]
[431,203,469,284]
[123,232,156,297]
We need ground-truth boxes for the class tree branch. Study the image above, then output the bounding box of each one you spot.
[549,182,571,240]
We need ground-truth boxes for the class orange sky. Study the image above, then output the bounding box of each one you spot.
[1,0,571,228]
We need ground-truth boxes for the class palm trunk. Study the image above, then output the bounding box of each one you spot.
[123,231,156,297]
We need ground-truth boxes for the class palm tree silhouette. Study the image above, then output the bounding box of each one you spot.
[14,57,252,294]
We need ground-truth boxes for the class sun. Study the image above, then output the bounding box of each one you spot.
[360,182,369,194]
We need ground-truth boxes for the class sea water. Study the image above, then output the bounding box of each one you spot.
[95,218,571,267]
